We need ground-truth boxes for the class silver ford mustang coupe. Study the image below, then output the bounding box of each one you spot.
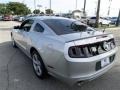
[11,16,117,85]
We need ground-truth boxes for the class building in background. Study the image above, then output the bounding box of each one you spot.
[72,10,84,20]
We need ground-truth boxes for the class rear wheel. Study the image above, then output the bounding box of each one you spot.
[31,50,47,79]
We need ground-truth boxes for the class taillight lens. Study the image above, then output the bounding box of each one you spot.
[68,46,88,58]
[102,39,115,51]
[68,39,116,58]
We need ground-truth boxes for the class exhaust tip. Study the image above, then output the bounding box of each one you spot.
[77,81,84,86]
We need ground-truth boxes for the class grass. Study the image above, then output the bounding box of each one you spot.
[96,24,120,29]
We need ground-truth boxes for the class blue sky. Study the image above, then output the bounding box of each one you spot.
[0,0,120,16]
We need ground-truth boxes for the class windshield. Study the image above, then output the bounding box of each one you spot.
[43,19,95,35]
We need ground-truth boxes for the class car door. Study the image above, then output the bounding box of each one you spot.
[13,25,23,48]
[19,19,34,51]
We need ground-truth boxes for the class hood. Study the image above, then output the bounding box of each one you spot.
[60,31,108,42]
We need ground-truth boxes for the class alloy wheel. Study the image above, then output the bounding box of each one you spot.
[32,53,42,76]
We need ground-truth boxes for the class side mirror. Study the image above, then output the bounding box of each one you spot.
[14,25,20,29]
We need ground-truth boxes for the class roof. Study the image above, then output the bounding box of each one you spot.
[28,16,70,20]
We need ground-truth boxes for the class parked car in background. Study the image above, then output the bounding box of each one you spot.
[88,17,111,26]
[110,17,118,24]
[80,16,88,24]
[13,16,25,22]
[0,16,3,21]
[18,16,24,22]
[62,13,72,18]
[3,15,13,21]
[13,16,19,21]
[11,16,117,85]
[23,15,33,21]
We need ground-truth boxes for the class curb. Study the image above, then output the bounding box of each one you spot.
[0,28,12,31]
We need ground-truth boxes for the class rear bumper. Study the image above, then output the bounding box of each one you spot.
[63,47,118,85]
[66,59,115,85]
[4,18,12,21]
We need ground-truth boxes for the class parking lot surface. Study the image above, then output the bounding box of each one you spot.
[0,21,120,90]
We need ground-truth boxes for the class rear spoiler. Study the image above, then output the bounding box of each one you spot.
[66,33,113,43]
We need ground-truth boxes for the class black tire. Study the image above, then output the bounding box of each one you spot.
[31,50,47,79]
[11,36,17,48]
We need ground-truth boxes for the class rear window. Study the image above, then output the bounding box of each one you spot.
[43,19,95,35]
[42,19,77,35]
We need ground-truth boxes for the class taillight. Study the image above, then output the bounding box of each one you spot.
[68,38,116,58]
[102,39,116,51]
[68,46,88,58]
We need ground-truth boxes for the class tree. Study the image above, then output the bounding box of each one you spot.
[33,9,40,14]
[0,4,7,15]
[0,3,14,15]
[95,0,101,28]
[83,0,86,15]
[45,9,53,14]
[6,2,31,15]
[40,12,44,15]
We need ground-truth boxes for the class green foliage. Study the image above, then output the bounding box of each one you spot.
[7,2,31,15]
[40,12,44,15]
[45,9,53,14]
[0,4,7,15]
[33,9,40,14]
[0,2,31,15]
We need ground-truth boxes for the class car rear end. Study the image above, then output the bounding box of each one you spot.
[88,17,96,24]
[63,34,117,85]
[100,18,111,25]
[3,15,12,21]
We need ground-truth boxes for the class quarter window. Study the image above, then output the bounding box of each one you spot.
[34,23,44,32]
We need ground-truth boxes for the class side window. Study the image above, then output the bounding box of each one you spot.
[20,20,34,32]
[33,23,44,32]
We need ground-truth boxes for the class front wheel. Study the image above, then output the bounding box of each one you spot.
[32,50,47,79]
[11,36,17,48]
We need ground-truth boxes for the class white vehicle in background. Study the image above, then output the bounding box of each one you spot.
[14,16,24,22]
[88,17,111,26]
[18,16,24,22]
[80,16,88,24]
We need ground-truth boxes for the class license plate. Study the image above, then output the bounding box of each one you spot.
[101,58,110,67]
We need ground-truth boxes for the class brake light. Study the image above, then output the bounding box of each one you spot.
[68,39,115,58]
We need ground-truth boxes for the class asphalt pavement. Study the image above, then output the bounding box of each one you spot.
[0,21,120,90]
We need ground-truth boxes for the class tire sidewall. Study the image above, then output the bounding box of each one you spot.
[32,51,46,79]
[11,36,17,47]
